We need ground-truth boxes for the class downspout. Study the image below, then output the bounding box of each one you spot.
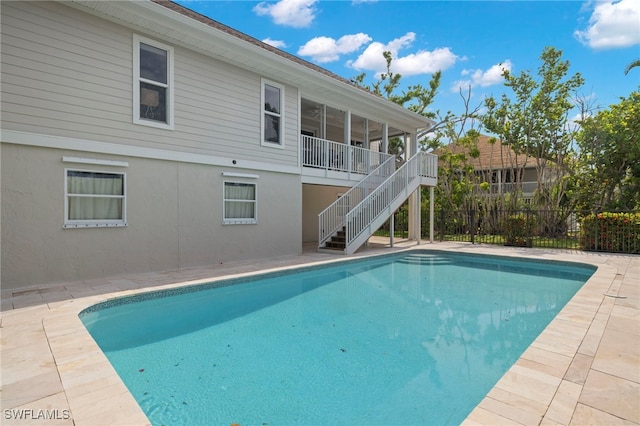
[407,131,419,241]
[416,185,421,245]
[429,186,434,243]
[390,212,394,248]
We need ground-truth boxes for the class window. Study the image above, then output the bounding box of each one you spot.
[223,181,257,224]
[64,169,126,228]
[261,79,284,146]
[133,35,174,129]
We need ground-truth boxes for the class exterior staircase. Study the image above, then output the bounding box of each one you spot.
[323,226,346,251]
[318,151,437,254]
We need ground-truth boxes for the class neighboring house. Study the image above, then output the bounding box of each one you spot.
[0,0,437,290]
[436,135,540,202]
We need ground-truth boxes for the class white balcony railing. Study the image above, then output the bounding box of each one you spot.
[301,135,393,175]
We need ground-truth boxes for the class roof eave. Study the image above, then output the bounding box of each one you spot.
[64,0,433,130]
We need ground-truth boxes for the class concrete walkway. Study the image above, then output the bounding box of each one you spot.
[1,240,638,425]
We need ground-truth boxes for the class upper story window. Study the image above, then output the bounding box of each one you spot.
[64,169,126,228]
[261,79,284,147]
[133,35,174,129]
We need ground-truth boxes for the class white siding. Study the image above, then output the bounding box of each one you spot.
[1,1,299,166]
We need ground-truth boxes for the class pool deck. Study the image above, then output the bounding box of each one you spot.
[1,240,638,425]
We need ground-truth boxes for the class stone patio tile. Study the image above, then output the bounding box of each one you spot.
[0,305,51,327]
[543,379,582,425]
[63,281,102,296]
[1,392,73,426]
[530,336,579,359]
[591,347,640,384]
[578,316,608,357]
[564,352,594,385]
[69,383,149,426]
[57,356,118,395]
[539,418,564,426]
[571,403,637,426]
[617,296,640,310]
[477,396,542,426]
[519,346,573,379]
[610,304,640,321]
[1,369,64,410]
[47,334,103,366]
[10,294,47,310]
[0,322,46,348]
[485,386,549,416]
[579,369,640,424]
[1,297,15,311]
[607,313,640,337]
[463,406,525,425]
[598,328,640,357]
[493,367,560,407]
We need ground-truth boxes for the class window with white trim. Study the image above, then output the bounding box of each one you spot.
[133,35,174,129]
[64,169,126,228]
[261,79,284,146]
[223,181,257,224]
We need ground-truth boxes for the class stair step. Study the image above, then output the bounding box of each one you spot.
[325,241,346,249]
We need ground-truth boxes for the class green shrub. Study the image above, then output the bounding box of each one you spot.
[580,212,640,254]
[502,213,536,247]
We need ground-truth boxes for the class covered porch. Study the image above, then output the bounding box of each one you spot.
[298,97,437,253]
[299,97,415,183]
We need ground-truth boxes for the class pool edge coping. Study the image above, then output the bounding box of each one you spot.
[2,242,636,425]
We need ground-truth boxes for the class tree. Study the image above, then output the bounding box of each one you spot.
[352,51,441,120]
[483,47,584,213]
[575,90,640,210]
[624,59,640,75]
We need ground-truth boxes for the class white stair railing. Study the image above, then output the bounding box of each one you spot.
[318,154,396,248]
[344,152,437,254]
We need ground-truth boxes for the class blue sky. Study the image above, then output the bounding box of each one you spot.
[176,0,639,118]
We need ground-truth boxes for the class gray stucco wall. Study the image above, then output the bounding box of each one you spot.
[1,144,302,290]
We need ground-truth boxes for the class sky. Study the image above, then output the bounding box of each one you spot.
[175,0,640,120]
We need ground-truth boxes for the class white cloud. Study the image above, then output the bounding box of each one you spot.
[348,32,458,76]
[298,33,372,63]
[451,60,512,93]
[262,38,287,49]
[574,0,640,49]
[253,0,318,28]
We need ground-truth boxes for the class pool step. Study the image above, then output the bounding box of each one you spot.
[397,255,454,265]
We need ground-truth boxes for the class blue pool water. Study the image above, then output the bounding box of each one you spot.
[80,250,595,425]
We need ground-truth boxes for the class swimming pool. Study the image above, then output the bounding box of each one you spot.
[80,250,595,425]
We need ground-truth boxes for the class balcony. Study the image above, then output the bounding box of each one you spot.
[301,135,394,183]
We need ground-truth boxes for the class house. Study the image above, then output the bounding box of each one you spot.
[436,135,539,202]
[0,0,437,290]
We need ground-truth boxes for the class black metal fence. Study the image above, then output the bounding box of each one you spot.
[432,209,640,254]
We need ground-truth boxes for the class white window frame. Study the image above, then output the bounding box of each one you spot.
[133,34,174,130]
[64,168,127,228]
[223,180,258,225]
[261,79,284,148]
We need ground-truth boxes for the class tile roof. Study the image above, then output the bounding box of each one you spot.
[435,135,538,170]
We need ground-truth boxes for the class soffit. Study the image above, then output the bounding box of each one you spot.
[64,0,432,131]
